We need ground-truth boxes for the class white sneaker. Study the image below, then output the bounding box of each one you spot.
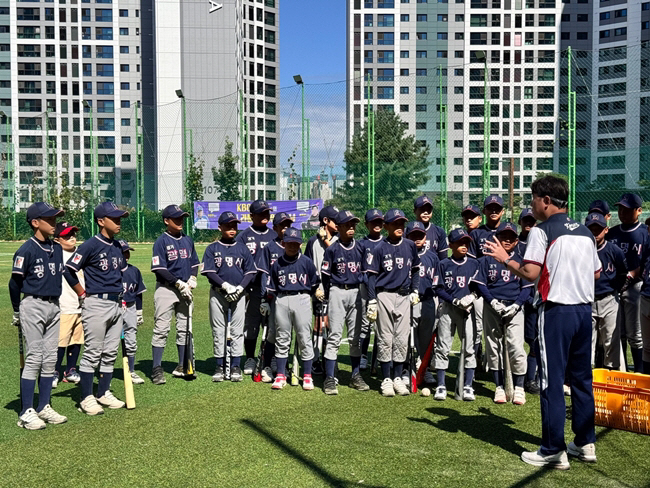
[393,377,410,396]
[302,374,314,391]
[261,367,273,383]
[434,386,447,401]
[271,357,278,374]
[130,371,145,385]
[272,374,286,390]
[563,384,571,396]
[360,354,368,370]
[513,386,526,405]
[80,395,104,416]
[243,357,257,375]
[37,404,68,424]
[568,442,597,463]
[381,378,395,397]
[521,449,570,470]
[463,386,475,401]
[52,376,59,389]
[401,371,410,387]
[424,370,436,385]
[97,391,125,409]
[17,408,46,430]
[494,386,507,404]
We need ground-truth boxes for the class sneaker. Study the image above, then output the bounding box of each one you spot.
[494,386,507,404]
[52,375,59,389]
[130,371,145,385]
[97,391,125,409]
[151,365,166,385]
[360,354,368,370]
[272,374,286,390]
[434,386,447,401]
[323,376,338,395]
[63,368,81,384]
[172,364,185,378]
[463,386,475,401]
[521,449,570,470]
[212,366,225,382]
[230,366,243,382]
[271,357,278,374]
[424,370,436,385]
[302,374,314,390]
[349,372,370,391]
[525,379,541,395]
[17,408,46,430]
[37,404,68,425]
[563,384,571,396]
[243,358,256,375]
[312,361,324,376]
[513,386,526,405]
[381,378,396,397]
[79,395,105,416]
[567,442,597,463]
[261,367,273,383]
[393,377,410,396]
[401,371,410,388]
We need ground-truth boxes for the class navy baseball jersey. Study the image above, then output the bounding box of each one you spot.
[12,237,64,297]
[516,233,528,259]
[151,232,200,283]
[360,235,383,254]
[268,254,320,294]
[201,240,256,284]
[594,240,627,296]
[236,226,277,257]
[417,248,440,298]
[423,222,449,258]
[122,263,146,303]
[474,253,534,302]
[364,238,421,291]
[469,224,500,258]
[66,234,127,294]
[256,238,284,296]
[436,257,480,300]
[321,240,364,287]
[607,222,649,272]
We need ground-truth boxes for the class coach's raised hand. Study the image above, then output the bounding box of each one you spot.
[484,236,509,263]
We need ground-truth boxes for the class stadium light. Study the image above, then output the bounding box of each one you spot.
[293,75,303,85]
[176,89,184,98]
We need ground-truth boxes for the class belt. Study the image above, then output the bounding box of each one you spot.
[24,294,59,303]
[377,287,409,296]
[595,292,614,301]
[88,293,123,303]
[333,283,360,290]
[124,300,136,307]
[278,291,306,297]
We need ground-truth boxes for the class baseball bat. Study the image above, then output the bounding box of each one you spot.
[416,331,436,387]
[291,333,300,386]
[409,305,418,394]
[503,319,514,401]
[18,325,24,397]
[370,333,378,376]
[225,309,231,381]
[455,312,467,401]
[253,316,269,382]
[183,301,195,376]
[121,331,136,410]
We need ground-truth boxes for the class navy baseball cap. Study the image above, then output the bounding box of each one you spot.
[250,200,271,214]
[282,227,302,244]
[497,222,518,235]
[365,208,384,222]
[448,228,473,243]
[162,204,189,219]
[319,205,339,222]
[484,194,504,208]
[461,205,481,216]
[384,208,408,223]
[273,212,293,226]
[519,208,534,221]
[414,195,434,209]
[118,239,135,252]
[218,211,240,225]
[616,193,643,209]
[94,201,129,219]
[406,221,427,236]
[26,202,64,223]
[585,212,607,228]
[588,200,610,215]
[54,222,79,237]
[337,210,360,225]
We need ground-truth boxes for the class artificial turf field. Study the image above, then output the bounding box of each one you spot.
[0,241,648,488]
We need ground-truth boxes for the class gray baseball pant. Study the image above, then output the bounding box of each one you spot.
[324,286,362,360]
[376,291,410,363]
[209,288,245,358]
[618,281,643,349]
[19,297,60,380]
[472,296,484,345]
[80,296,123,374]
[592,294,621,369]
[274,293,314,360]
[434,301,476,370]
[413,297,437,358]
[638,295,650,363]
[483,301,526,374]
[152,283,190,348]
[123,302,138,356]
[244,284,263,342]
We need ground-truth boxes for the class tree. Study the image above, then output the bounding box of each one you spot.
[186,153,206,204]
[329,110,430,217]
[212,137,241,201]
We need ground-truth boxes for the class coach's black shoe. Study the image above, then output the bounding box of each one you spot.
[525,379,540,395]
[349,373,370,391]
[323,376,338,395]
[151,366,166,385]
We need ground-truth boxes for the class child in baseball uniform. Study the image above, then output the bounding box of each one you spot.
[321,210,370,395]
[433,228,480,401]
[120,240,147,384]
[150,205,200,384]
[474,222,533,405]
[265,227,321,391]
[364,209,421,397]
[64,202,129,415]
[462,205,481,234]
[53,222,83,387]
[257,211,295,382]
[10,203,66,429]
[414,195,449,260]
[202,211,256,382]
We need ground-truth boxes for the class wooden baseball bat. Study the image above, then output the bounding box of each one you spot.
[504,320,514,401]
[121,331,135,410]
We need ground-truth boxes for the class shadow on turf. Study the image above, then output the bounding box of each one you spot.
[241,419,387,488]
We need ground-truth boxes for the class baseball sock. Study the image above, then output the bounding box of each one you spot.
[526,355,537,382]
[66,344,81,373]
[275,357,288,376]
[80,371,94,398]
[303,358,312,375]
[325,358,336,378]
[96,372,113,398]
[514,374,525,388]
[361,334,371,356]
[380,361,391,379]
[350,355,361,376]
[216,357,224,368]
[263,342,275,368]
[492,369,504,387]
[152,346,164,368]
[177,344,185,367]
[20,378,36,415]
[464,368,475,387]
[231,356,241,368]
[436,369,445,386]
[36,376,53,412]
[393,362,404,379]
[55,347,66,376]
[128,356,135,372]
[244,339,257,360]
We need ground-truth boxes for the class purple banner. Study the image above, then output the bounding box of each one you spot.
[193,200,324,230]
